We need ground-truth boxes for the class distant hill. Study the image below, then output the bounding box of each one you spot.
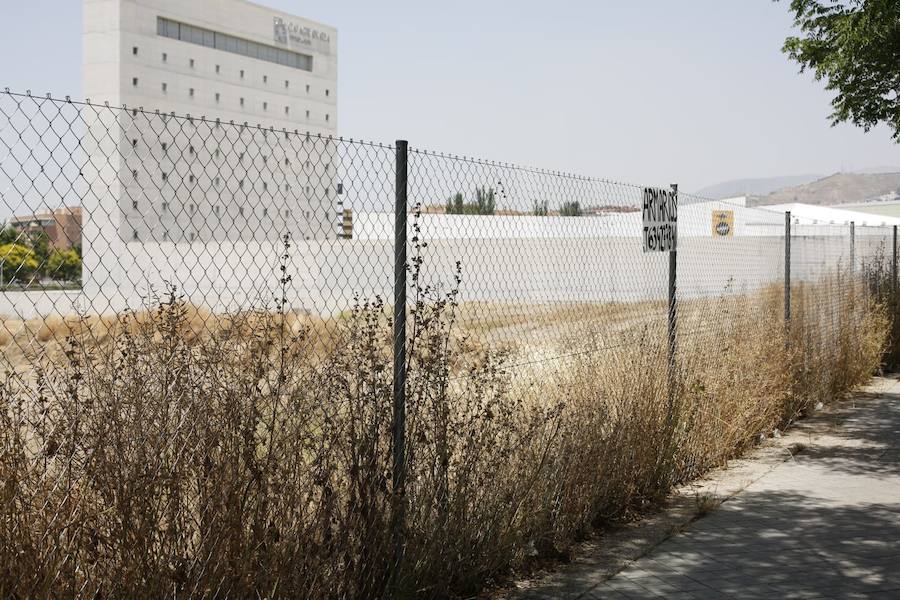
[750,172,900,207]
[695,174,823,199]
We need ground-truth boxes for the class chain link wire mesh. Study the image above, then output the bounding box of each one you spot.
[0,91,401,597]
[406,149,669,370]
[0,90,894,598]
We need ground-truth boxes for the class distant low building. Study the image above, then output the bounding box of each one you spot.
[6,206,82,250]
[759,202,900,227]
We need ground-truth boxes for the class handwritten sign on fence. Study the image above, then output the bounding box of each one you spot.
[642,187,677,253]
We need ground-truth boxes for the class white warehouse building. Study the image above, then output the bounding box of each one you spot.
[82,0,339,247]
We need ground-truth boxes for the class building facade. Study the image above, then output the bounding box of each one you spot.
[82,0,339,246]
[6,207,83,251]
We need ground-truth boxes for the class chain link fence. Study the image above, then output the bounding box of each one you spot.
[0,90,895,597]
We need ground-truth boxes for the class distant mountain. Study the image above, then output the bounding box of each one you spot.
[695,174,823,199]
[750,172,900,207]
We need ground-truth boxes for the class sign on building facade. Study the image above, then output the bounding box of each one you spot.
[712,210,734,237]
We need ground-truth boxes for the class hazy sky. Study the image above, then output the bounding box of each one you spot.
[1,0,897,192]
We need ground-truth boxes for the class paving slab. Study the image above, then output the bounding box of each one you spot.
[509,376,900,599]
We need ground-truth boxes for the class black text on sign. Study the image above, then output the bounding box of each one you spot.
[642,187,678,253]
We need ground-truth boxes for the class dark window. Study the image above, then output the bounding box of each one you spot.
[160,18,179,39]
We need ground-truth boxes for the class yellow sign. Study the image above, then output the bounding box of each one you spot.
[712,210,734,237]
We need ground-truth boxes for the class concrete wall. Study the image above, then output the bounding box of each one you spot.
[3,208,891,320]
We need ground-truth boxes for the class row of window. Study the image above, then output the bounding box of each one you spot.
[127,148,332,170]
[134,228,328,242]
[122,113,339,142]
[157,16,313,72]
[134,46,332,98]
[131,159,328,172]
[127,137,338,161]
[129,199,312,219]
[128,208,334,241]
[133,78,330,121]
[129,175,332,196]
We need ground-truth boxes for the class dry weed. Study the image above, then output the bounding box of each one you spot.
[0,246,894,598]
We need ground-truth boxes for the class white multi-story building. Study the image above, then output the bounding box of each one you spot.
[82,0,339,246]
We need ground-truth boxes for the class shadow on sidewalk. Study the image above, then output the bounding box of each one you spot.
[517,388,900,599]
[646,489,900,597]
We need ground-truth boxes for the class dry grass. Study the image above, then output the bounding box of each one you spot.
[454,298,667,341]
[694,492,723,517]
[0,304,339,375]
[0,261,893,598]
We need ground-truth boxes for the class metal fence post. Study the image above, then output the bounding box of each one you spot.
[391,139,408,583]
[850,221,855,274]
[659,182,679,483]
[785,211,791,328]
[668,184,678,377]
[893,225,897,295]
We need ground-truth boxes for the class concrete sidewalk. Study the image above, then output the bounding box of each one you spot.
[515,377,900,599]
